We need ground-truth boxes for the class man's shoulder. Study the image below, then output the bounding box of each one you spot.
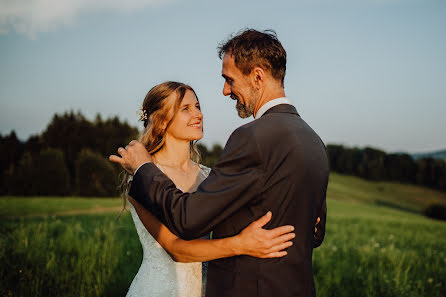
[227,121,257,140]
[235,110,302,136]
[230,114,282,134]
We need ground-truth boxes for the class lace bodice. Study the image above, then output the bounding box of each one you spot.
[126,165,211,297]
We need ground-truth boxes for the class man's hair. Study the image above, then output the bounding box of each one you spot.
[218,29,287,85]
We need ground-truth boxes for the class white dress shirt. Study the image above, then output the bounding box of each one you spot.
[254,97,292,119]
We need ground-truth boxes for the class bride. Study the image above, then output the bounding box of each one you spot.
[118,81,297,297]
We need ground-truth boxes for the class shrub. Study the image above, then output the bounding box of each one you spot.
[424,203,446,221]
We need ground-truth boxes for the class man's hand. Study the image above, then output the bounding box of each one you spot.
[109,140,153,175]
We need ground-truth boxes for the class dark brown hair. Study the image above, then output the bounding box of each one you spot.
[218,29,287,85]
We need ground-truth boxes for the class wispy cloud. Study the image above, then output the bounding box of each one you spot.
[0,0,169,39]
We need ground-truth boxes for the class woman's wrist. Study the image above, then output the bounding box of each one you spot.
[226,235,243,256]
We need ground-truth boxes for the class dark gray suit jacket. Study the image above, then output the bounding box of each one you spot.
[129,104,329,297]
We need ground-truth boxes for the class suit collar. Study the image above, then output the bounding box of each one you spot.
[261,104,299,117]
[255,97,291,119]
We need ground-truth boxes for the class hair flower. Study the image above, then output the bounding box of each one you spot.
[137,106,148,121]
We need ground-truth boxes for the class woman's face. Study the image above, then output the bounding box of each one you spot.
[165,89,203,141]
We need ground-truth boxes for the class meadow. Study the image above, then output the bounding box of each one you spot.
[1,173,445,297]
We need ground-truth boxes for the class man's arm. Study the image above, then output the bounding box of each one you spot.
[128,126,264,240]
[313,198,327,248]
[129,197,294,262]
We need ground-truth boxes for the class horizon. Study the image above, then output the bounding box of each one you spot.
[2,109,445,155]
[1,0,445,154]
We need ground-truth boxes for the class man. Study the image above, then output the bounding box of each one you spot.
[112,29,328,297]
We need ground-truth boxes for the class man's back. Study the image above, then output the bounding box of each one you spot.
[206,104,329,297]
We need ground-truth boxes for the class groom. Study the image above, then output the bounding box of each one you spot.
[113,29,329,297]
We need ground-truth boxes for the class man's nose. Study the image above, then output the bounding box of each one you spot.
[223,82,231,96]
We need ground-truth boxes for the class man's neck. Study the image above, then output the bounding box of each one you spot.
[253,88,286,118]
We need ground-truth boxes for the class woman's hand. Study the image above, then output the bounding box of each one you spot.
[233,211,295,258]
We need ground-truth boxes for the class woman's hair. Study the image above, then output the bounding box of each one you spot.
[117,81,201,219]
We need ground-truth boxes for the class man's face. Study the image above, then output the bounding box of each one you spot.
[221,54,258,118]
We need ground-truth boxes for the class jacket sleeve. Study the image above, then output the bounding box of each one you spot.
[128,126,264,240]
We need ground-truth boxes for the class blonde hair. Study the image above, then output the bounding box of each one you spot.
[117,81,201,219]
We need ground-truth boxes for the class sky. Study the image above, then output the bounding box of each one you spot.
[1,0,445,153]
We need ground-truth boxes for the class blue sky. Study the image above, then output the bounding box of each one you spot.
[1,0,445,153]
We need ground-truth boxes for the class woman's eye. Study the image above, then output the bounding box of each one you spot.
[196,105,201,110]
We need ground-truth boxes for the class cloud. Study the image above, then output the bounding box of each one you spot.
[0,0,169,39]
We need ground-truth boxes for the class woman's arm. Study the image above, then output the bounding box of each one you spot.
[128,197,295,263]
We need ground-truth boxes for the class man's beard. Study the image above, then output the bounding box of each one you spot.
[231,88,258,119]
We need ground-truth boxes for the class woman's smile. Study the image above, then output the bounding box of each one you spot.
[188,122,202,129]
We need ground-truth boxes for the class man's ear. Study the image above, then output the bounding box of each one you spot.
[252,67,265,89]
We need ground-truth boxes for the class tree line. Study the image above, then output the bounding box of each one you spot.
[0,111,224,197]
[1,112,445,197]
[327,145,446,192]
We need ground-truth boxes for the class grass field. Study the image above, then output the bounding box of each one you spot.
[1,173,446,297]
[0,197,122,217]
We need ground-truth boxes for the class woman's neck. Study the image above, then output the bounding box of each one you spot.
[153,135,192,171]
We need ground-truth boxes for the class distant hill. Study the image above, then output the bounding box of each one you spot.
[327,172,446,213]
[411,149,446,161]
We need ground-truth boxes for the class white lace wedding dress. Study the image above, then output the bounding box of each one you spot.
[126,165,210,297]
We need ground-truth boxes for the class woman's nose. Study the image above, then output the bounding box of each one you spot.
[194,107,203,119]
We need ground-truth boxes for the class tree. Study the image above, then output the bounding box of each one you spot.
[5,149,70,196]
[416,158,436,187]
[358,147,387,180]
[75,149,119,197]
[199,143,224,167]
[385,153,417,183]
[36,149,71,195]
[40,111,138,190]
[0,131,24,194]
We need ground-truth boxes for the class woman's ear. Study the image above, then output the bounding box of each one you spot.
[160,118,170,133]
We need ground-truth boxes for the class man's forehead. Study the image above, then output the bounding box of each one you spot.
[221,54,235,75]
[222,53,234,65]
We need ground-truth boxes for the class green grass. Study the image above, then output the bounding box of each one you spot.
[1,174,446,297]
[314,199,446,297]
[0,213,141,297]
[0,196,122,217]
[327,173,446,212]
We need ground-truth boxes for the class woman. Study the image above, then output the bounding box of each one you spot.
[120,81,297,297]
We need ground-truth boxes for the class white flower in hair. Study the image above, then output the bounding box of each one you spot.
[137,106,148,121]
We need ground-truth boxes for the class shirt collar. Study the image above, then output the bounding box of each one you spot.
[254,97,292,119]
